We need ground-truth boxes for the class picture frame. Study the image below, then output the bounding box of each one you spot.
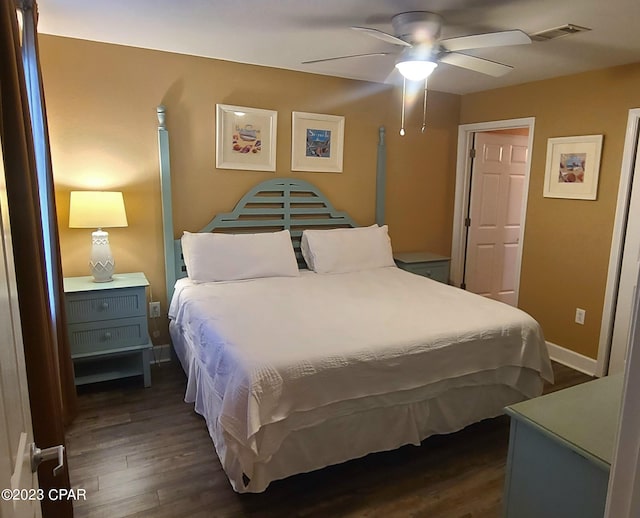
[216,104,277,172]
[291,112,345,173]
[543,135,603,200]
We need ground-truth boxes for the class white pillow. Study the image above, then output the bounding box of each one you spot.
[181,230,299,282]
[301,225,395,274]
[301,225,380,270]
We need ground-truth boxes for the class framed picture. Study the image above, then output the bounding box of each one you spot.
[216,104,277,172]
[291,112,345,173]
[543,135,603,200]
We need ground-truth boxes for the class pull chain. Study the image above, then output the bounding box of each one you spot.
[399,77,406,136]
[421,78,428,133]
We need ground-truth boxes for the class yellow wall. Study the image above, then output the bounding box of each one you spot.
[41,33,640,361]
[461,62,640,359]
[40,35,461,344]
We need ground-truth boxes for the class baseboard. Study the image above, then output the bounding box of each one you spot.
[546,341,598,377]
[150,343,173,364]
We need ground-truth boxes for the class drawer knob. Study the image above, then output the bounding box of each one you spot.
[103,332,112,340]
[101,302,109,310]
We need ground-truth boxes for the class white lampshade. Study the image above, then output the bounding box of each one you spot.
[69,191,128,229]
[69,191,128,282]
[395,60,438,81]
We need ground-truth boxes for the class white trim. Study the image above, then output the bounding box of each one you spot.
[149,343,173,364]
[597,108,640,376]
[605,265,640,518]
[546,341,597,377]
[451,118,535,298]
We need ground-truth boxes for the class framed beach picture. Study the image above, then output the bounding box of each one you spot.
[543,135,603,200]
[216,104,277,172]
[291,112,345,173]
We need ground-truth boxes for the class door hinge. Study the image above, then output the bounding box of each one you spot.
[469,148,476,159]
[464,217,471,227]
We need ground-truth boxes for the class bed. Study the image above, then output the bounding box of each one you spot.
[156,107,553,493]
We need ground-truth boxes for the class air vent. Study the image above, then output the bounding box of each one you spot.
[530,24,591,42]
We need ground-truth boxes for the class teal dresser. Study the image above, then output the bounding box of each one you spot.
[394,251,450,284]
[63,272,152,387]
[503,375,622,518]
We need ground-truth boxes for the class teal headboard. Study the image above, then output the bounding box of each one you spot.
[172,177,357,283]
[157,106,387,303]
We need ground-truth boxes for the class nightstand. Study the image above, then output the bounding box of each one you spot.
[394,252,450,284]
[63,272,152,387]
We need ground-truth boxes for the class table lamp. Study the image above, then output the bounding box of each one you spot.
[69,191,128,282]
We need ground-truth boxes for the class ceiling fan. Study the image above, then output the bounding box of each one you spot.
[303,11,531,135]
[303,11,532,82]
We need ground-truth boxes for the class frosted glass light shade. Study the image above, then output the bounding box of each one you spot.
[69,191,128,282]
[395,60,438,81]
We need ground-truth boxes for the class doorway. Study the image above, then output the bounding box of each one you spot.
[451,118,535,307]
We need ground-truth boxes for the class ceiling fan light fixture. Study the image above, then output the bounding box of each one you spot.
[395,60,438,81]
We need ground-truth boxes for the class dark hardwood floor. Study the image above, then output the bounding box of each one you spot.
[66,361,592,518]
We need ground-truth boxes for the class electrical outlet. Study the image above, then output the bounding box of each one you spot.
[575,308,586,325]
[152,330,161,338]
[149,301,161,318]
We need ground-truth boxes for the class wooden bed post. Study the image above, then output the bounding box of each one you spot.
[157,105,176,303]
[376,126,386,226]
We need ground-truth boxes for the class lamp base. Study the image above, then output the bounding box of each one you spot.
[90,229,115,282]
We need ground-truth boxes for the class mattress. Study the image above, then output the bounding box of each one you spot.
[169,267,553,492]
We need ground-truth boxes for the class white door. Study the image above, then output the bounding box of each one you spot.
[0,142,40,518]
[465,131,529,305]
[609,137,640,374]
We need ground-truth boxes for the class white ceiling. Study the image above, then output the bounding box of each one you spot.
[37,0,640,95]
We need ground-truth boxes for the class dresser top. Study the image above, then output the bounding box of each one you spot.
[394,251,450,264]
[64,272,149,293]
[505,374,623,467]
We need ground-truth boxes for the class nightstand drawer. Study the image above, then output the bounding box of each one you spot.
[405,262,449,283]
[394,252,450,284]
[68,316,148,356]
[65,286,146,324]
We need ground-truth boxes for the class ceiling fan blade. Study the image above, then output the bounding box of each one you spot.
[302,52,390,65]
[351,26,412,47]
[440,29,531,52]
[438,52,513,77]
[383,67,402,85]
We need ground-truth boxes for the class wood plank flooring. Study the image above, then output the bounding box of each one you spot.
[66,361,592,518]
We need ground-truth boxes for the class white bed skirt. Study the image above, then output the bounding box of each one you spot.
[170,321,544,493]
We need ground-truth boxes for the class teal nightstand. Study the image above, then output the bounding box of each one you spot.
[63,272,152,387]
[394,252,450,284]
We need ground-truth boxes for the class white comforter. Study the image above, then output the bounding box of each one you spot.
[169,267,552,475]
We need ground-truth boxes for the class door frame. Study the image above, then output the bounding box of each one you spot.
[451,117,536,299]
[605,259,640,517]
[596,108,640,377]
